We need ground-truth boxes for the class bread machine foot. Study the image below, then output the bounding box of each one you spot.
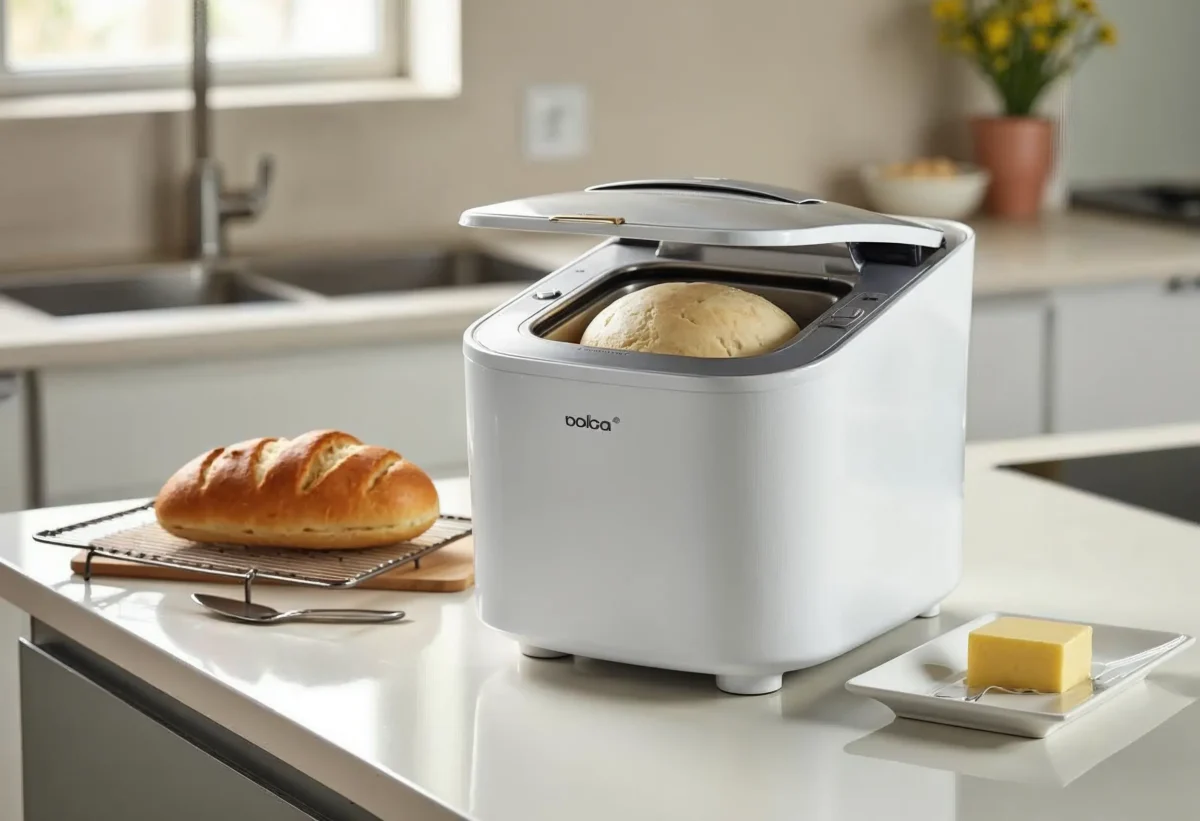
[716,674,783,696]
[917,604,942,619]
[520,643,570,660]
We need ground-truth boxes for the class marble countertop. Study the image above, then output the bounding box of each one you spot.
[964,210,1200,295]
[1,211,1198,370]
[3,424,1200,820]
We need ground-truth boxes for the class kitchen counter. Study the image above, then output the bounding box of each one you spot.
[0,211,1198,370]
[4,424,1200,820]
[966,209,1200,295]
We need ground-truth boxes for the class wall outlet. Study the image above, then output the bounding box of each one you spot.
[523,84,589,161]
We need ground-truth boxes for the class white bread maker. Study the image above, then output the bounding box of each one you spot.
[460,178,975,695]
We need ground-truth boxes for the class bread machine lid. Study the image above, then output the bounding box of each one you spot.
[458,177,945,250]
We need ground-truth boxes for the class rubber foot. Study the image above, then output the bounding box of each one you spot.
[918,604,942,619]
[716,674,783,696]
[520,643,570,659]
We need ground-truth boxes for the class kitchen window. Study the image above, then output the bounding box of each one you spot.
[0,0,406,97]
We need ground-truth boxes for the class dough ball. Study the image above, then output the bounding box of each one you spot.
[579,282,800,358]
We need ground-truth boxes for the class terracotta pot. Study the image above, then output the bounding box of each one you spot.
[971,116,1054,219]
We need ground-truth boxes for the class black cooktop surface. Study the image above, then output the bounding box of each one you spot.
[1004,446,1200,527]
[1072,184,1200,226]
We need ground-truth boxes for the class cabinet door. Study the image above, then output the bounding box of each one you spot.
[1051,280,1200,433]
[0,372,29,512]
[39,341,466,506]
[21,640,324,821]
[966,296,1048,441]
[0,601,28,821]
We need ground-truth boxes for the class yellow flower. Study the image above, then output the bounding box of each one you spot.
[931,0,965,21]
[1097,22,1117,44]
[1030,30,1052,51]
[993,55,1011,72]
[983,17,1014,50]
[1074,0,1096,13]
[1021,1,1057,27]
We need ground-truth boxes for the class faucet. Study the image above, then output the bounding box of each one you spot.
[188,0,274,266]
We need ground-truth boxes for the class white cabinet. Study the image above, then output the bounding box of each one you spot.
[1051,280,1200,433]
[38,341,467,506]
[0,370,30,812]
[0,599,27,821]
[0,372,29,513]
[966,296,1049,441]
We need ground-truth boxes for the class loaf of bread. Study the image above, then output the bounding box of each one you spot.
[579,282,800,358]
[154,430,440,549]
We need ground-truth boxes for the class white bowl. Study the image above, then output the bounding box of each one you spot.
[860,163,990,221]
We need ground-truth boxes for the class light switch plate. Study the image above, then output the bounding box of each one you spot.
[523,84,589,161]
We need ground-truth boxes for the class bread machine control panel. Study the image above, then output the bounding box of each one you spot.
[819,293,885,330]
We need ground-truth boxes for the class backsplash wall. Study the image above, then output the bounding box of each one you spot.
[0,0,956,271]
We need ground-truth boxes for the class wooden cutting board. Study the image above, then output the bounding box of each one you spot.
[70,535,474,593]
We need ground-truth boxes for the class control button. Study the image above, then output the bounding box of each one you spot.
[533,290,562,300]
[833,306,865,320]
[821,317,855,329]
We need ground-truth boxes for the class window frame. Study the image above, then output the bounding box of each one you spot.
[0,0,406,97]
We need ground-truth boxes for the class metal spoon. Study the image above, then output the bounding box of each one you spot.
[192,593,406,624]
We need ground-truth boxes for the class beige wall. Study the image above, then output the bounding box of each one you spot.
[0,0,957,272]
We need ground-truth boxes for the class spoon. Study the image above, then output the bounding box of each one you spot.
[192,593,406,624]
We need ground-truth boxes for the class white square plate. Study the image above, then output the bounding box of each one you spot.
[845,612,1194,738]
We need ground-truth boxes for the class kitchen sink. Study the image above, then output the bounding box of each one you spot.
[250,249,545,298]
[0,247,547,319]
[0,265,288,318]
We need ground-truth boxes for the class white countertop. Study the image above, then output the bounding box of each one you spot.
[1,211,1198,370]
[4,425,1200,820]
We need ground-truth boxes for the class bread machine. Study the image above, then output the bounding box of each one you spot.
[460,178,975,695]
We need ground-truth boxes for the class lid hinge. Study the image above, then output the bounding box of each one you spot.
[654,241,862,277]
[850,241,945,267]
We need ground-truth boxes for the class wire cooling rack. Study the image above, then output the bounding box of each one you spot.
[34,501,472,604]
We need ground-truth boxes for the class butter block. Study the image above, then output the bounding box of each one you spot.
[966,616,1093,693]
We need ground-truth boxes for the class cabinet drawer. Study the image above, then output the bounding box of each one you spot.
[39,342,466,505]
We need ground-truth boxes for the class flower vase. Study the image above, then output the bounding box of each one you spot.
[971,116,1054,219]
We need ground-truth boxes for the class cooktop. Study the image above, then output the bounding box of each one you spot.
[1072,183,1200,226]
[1004,446,1200,527]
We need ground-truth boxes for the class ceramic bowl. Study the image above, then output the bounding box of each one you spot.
[860,162,990,221]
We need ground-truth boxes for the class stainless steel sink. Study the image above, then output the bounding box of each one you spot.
[0,247,547,319]
[0,264,289,318]
[250,248,545,298]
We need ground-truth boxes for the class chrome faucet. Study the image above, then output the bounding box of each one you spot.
[189,0,274,265]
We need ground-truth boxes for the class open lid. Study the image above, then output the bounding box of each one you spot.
[458,177,944,250]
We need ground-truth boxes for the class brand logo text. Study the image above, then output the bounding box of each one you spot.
[565,414,620,431]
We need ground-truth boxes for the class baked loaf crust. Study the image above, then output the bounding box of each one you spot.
[154,430,440,549]
[579,282,800,358]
